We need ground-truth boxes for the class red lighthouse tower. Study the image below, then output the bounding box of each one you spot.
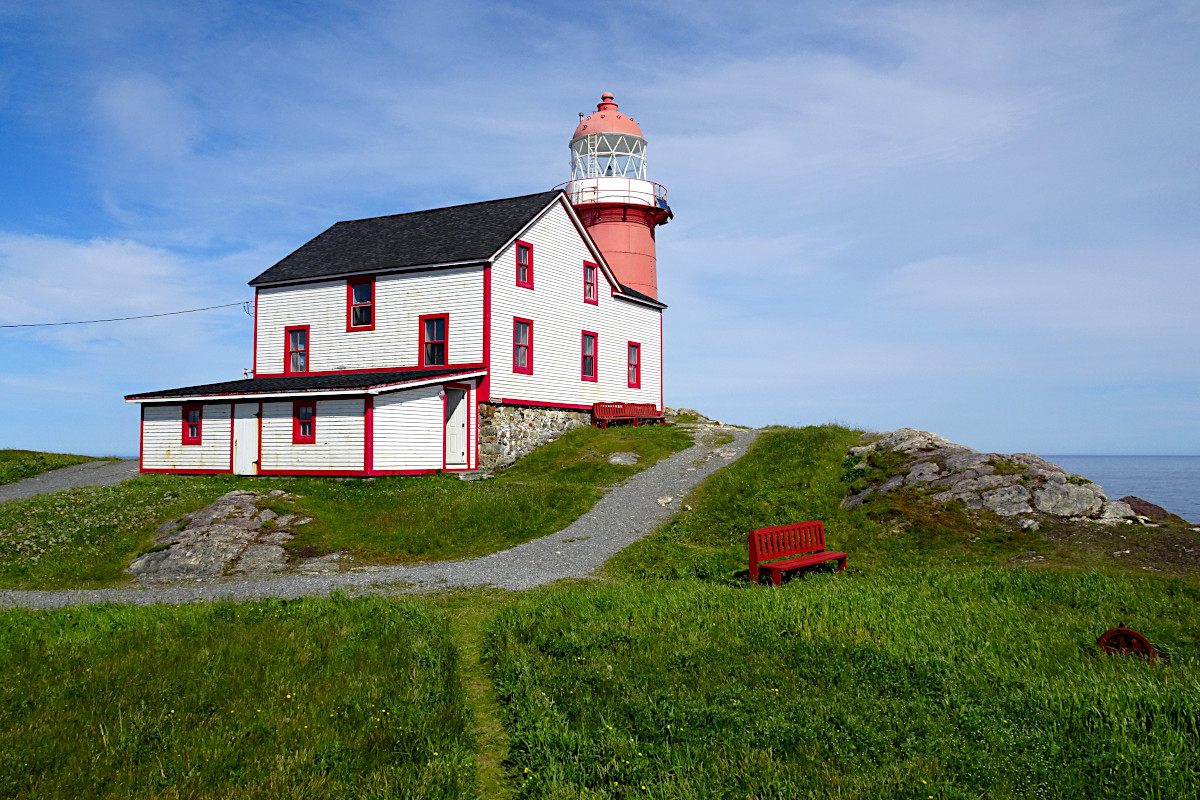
[565,92,671,300]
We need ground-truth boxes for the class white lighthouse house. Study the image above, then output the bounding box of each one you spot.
[565,92,672,300]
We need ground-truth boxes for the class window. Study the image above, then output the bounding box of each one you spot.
[293,401,316,444]
[513,318,533,374]
[284,326,309,374]
[581,331,597,381]
[583,262,598,305]
[182,404,203,445]
[627,342,641,388]
[347,277,375,331]
[420,314,448,367]
[515,241,533,289]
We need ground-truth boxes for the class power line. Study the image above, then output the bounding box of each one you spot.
[0,301,250,328]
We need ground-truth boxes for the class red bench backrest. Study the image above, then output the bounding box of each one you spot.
[748,521,826,567]
[593,402,626,418]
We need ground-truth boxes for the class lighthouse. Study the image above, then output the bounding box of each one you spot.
[565,92,671,300]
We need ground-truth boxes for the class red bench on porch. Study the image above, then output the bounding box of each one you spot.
[748,521,847,585]
[591,402,665,429]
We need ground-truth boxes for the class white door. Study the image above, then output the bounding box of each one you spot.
[444,389,468,468]
[233,403,259,475]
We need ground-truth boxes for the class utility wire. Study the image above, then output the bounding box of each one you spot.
[0,301,249,328]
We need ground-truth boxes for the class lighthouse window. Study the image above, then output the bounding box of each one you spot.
[515,241,533,289]
[182,404,203,445]
[347,277,375,330]
[420,314,448,367]
[582,332,597,381]
[584,262,598,304]
[627,342,641,389]
[513,318,533,374]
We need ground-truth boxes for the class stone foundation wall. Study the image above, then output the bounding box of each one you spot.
[477,402,591,471]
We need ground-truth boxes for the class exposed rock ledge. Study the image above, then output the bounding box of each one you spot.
[841,428,1148,526]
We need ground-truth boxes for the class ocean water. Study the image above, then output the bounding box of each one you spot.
[1045,456,1200,524]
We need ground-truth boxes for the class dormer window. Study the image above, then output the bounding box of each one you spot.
[584,262,599,304]
[515,241,533,289]
[347,277,375,330]
[285,326,309,374]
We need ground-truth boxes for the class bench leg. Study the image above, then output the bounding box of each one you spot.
[771,568,782,587]
[749,564,758,585]
[838,558,847,573]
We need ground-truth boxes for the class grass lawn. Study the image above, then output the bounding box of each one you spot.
[0,449,112,486]
[484,426,1200,799]
[0,594,474,800]
[0,424,692,590]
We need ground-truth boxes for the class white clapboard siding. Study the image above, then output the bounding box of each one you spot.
[143,403,231,471]
[488,200,663,407]
[260,398,364,471]
[372,385,445,471]
[256,266,484,374]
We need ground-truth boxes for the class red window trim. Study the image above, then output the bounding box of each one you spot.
[182,403,203,445]
[419,313,449,367]
[284,325,310,374]
[515,240,534,290]
[512,317,533,375]
[581,330,598,382]
[346,276,376,332]
[292,400,316,444]
[583,261,599,305]
[627,341,641,389]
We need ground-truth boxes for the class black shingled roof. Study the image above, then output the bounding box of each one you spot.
[249,191,562,286]
[615,283,667,308]
[126,368,483,400]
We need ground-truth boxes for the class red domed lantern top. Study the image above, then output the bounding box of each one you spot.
[572,92,645,140]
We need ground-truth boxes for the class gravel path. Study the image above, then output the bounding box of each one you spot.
[0,427,759,610]
[0,459,140,504]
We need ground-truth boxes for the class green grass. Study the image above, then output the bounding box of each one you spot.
[486,574,1200,799]
[0,474,246,589]
[0,424,693,589]
[0,594,474,800]
[483,425,1200,798]
[261,424,692,564]
[0,449,111,486]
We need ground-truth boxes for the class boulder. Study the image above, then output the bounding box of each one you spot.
[906,461,941,485]
[982,485,1032,516]
[1034,483,1104,516]
[1120,496,1185,522]
[607,452,640,466]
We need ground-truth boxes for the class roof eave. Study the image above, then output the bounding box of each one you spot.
[125,369,488,403]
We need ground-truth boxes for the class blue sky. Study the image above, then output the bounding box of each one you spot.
[1,0,1197,456]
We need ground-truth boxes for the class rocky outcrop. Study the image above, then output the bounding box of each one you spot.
[128,490,315,584]
[841,428,1145,525]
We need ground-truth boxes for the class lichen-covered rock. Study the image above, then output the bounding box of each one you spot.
[906,462,940,485]
[983,485,1033,516]
[607,452,640,466]
[1033,483,1104,516]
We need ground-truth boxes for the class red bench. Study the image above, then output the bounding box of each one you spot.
[749,521,847,586]
[592,402,664,429]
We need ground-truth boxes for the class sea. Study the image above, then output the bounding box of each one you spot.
[1044,456,1200,524]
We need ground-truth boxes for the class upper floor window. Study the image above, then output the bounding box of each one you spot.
[515,241,533,289]
[347,277,375,331]
[583,262,599,304]
[581,331,597,381]
[293,401,316,444]
[627,342,641,388]
[285,326,309,374]
[513,318,533,374]
[182,404,203,445]
[420,314,448,367]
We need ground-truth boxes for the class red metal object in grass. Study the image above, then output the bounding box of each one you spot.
[748,521,847,586]
[1097,626,1164,663]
